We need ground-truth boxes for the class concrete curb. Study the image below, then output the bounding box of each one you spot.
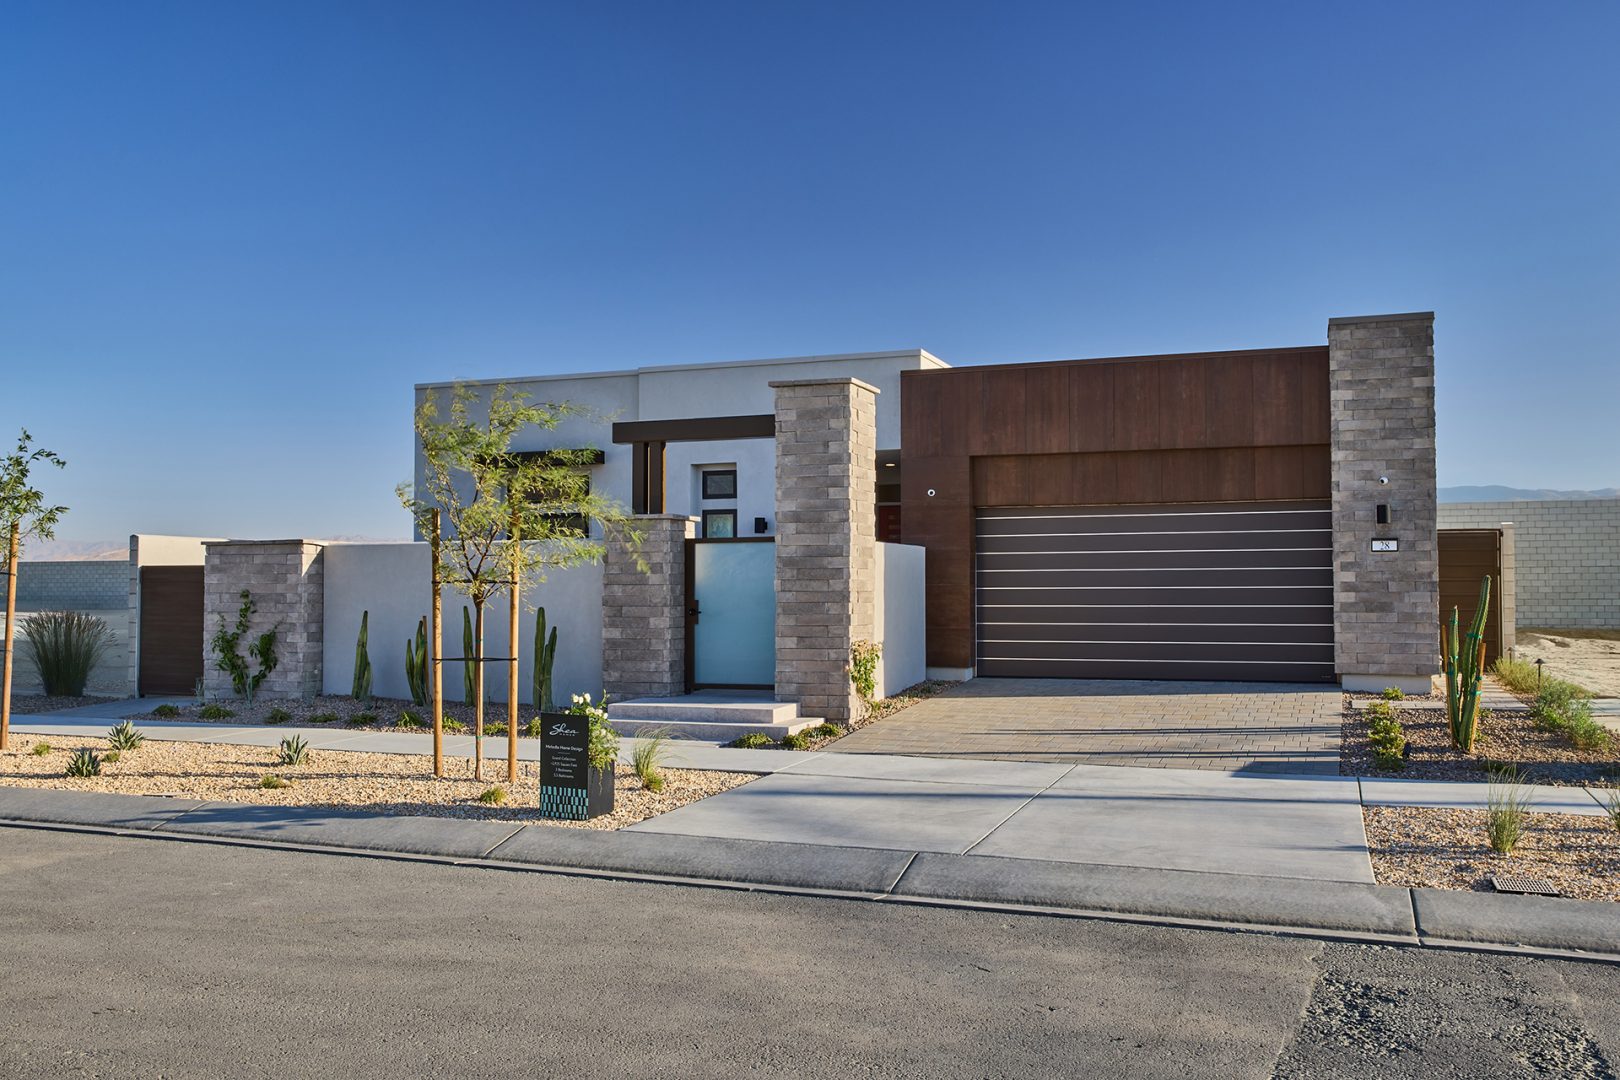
[0,788,1616,963]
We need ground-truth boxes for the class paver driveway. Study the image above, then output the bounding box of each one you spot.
[829,678,1343,774]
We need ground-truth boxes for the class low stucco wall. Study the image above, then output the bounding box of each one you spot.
[320,542,605,705]
[874,542,926,698]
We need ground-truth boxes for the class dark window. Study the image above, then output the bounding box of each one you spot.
[701,469,737,499]
[702,509,738,538]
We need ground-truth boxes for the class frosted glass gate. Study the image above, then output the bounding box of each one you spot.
[688,538,775,689]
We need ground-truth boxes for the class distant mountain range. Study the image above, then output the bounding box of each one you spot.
[1440,486,1620,503]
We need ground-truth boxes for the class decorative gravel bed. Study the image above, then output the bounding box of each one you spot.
[148,694,518,733]
[6,694,118,715]
[1340,701,1620,786]
[1364,805,1620,903]
[0,732,754,827]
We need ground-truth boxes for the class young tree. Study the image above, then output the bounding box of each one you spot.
[399,383,640,782]
[1,430,67,750]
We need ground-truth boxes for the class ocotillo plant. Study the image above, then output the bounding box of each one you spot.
[352,610,373,701]
[404,616,428,706]
[1442,575,1491,752]
[533,607,558,713]
[461,606,476,705]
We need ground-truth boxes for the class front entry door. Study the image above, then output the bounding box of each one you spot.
[686,538,775,689]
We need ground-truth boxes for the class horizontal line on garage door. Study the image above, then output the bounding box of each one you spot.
[977,566,1325,573]
[977,530,1329,541]
[979,509,1328,521]
[981,638,1328,647]
[978,604,1331,610]
[978,656,1336,667]
[978,584,1331,591]
[978,621,1331,627]
[978,546,1330,556]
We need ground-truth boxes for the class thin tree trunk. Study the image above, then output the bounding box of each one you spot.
[473,600,485,783]
[507,515,519,785]
[0,521,17,751]
[429,509,443,778]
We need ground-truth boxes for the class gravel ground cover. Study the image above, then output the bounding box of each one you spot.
[0,732,754,827]
[148,693,524,733]
[1340,700,1620,785]
[6,693,118,715]
[1364,805,1620,903]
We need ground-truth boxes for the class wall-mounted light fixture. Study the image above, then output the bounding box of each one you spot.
[1376,503,1391,525]
[754,516,769,534]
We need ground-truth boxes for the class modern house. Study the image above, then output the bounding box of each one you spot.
[16,311,1457,725]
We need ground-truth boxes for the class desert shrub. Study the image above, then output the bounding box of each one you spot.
[31,741,51,756]
[484,721,508,738]
[1567,715,1613,753]
[18,611,112,696]
[259,774,290,789]
[1380,686,1405,701]
[1367,715,1406,770]
[524,716,542,738]
[276,735,310,767]
[779,732,810,751]
[1364,700,1395,722]
[805,722,845,740]
[102,750,121,764]
[397,709,424,729]
[198,704,235,720]
[151,704,181,718]
[631,728,672,792]
[347,711,378,726]
[477,785,508,805]
[309,711,340,724]
[266,707,292,725]
[1485,771,1533,854]
[441,717,467,734]
[106,721,145,752]
[65,748,102,777]
[1601,788,1620,834]
[726,732,773,749]
[1530,683,1611,752]
[1491,656,1543,695]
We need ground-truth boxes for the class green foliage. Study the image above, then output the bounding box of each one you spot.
[1491,656,1546,695]
[1380,686,1405,701]
[534,607,559,713]
[397,709,424,729]
[276,735,310,767]
[477,785,508,805]
[1531,683,1612,753]
[484,721,508,738]
[525,716,542,738]
[150,704,180,718]
[441,716,468,734]
[18,611,112,696]
[631,727,672,792]
[102,750,121,764]
[259,774,290,789]
[1367,714,1406,771]
[209,590,279,704]
[1442,576,1491,752]
[805,722,845,741]
[1602,788,1620,835]
[779,732,810,751]
[309,711,340,724]
[65,747,102,777]
[404,616,429,706]
[30,741,51,756]
[266,707,292,725]
[566,693,618,770]
[351,610,373,701]
[198,704,235,720]
[726,732,774,749]
[462,606,476,705]
[849,640,882,708]
[1364,700,1395,722]
[1485,771,1533,854]
[106,721,144,752]
[347,712,378,726]
[0,428,67,551]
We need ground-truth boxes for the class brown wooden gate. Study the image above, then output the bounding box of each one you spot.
[138,566,204,696]
[1438,529,1502,666]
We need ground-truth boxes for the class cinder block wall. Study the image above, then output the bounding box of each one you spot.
[1328,312,1440,693]
[203,541,324,700]
[1438,499,1620,629]
[4,559,133,696]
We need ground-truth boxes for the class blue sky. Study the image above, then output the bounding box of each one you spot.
[4,1,1616,543]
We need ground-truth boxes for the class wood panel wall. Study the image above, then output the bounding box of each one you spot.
[901,346,1332,669]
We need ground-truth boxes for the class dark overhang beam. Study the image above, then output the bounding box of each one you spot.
[611,414,775,444]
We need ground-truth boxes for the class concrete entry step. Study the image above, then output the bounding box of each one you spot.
[606,692,820,741]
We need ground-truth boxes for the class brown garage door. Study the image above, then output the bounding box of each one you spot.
[975,499,1335,682]
[138,566,204,696]
[1438,529,1502,666]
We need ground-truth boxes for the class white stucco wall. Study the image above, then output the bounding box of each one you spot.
[320,542,604,706]
[874,542,927,698]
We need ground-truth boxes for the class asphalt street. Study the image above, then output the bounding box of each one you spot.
[0,826,1615,1079]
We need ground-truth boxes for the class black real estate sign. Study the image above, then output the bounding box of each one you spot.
[537,711,592,820]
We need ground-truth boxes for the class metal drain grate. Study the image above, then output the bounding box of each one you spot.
[1491,874,1561,897]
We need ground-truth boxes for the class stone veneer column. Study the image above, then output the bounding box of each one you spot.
[601,515,694,700]
[1328,312,1439,694]
[202,540,324,700]
[772,378,878,723]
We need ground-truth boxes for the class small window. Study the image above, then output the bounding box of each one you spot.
[701,469,737,500]
[702,509,738,538]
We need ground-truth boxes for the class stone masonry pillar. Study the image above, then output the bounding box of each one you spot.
[772,378,878,723]
[202,540,324,700]
[601,515,694,701]
[1328,312,1440,695]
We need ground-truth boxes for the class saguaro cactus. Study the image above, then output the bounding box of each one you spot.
[404,616,428,706]
[352,610,373,701]
[533,606,559,713]
[1442,575,1491,752]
